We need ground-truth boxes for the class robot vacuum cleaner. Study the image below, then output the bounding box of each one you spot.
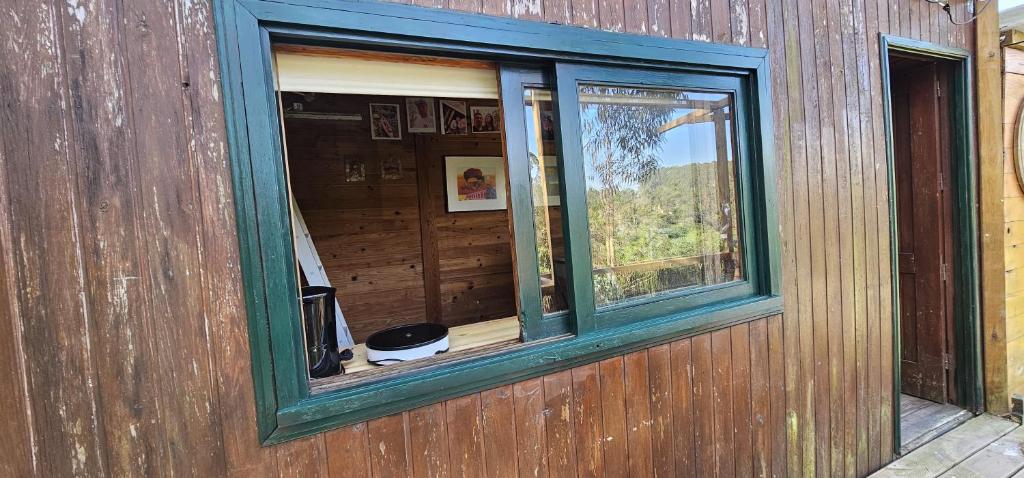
[366,323,449,366]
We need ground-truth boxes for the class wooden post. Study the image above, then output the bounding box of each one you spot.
[976,0,1008,415]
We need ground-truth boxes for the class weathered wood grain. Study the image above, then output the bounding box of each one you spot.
[0,0,983,475]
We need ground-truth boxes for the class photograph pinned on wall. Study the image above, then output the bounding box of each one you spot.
[381,155,402,180]
[470,105,501,133]
[538,107,556,141]
[444,156,507,212]
[369,103,402,140]
[345,155,366,182]
[440,100,468,135]
[405,97,436,133]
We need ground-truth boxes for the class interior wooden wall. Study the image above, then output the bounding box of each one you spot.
[0,0,978,477]
[1003,46,1024,410]
[285,93,515,342]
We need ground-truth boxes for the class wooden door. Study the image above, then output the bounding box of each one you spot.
[892,61,953,404]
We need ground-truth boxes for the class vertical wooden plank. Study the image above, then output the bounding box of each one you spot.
[839,0,866,474]
[123,0,228,472]
[599,356,629,477]
[408,403,451,478]
[514,378,549,478]
[448,0,483,13]
[730,0,750,46]
[571,0,600,28]
[624,351,654,478]
[823,0,851,474]
[543,370,578,477]
[795,0,825,474]
[668,0,692,39]
[481,386,519,478]
[875,0,894,465]
[768,316,788,478]
[52,0,175,474]
[544,0,571,25]
[511,0,542,20]
[647,0,671,37]
[764,0,801,470]
[570,365,604,478]
[691,0,713,41]
[711,330,736,477]
[324,424,372,478]
[851,0,874,473]
[180,0,280,474]
[482,0,513,17]
[863,0,885,470]
[598,0,625,32]
[0,1,107,475]
[732,324,755,478]
[691,335,716,477]
[670,339,697,476]
[648,345,675,477]
[447,395,486,478]
[623,0,649,33]
[749,320,772,478]
[0,200,32,477]
[413,0,447,9]
[368,413,412,477]
[978,0,1008,417]
[710,0,732,43]
[276,436,325,477]
[747,0,767,48]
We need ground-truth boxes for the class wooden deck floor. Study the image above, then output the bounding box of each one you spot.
[872,413,1023,477]
[901,394,974,454]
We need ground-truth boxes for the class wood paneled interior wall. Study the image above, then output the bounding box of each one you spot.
[284,93,515,342]
[1003,47,1024,410]
[0,0,977,477]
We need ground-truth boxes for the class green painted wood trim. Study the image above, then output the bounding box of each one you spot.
[214,0,782,445]
[878,34,981,456]
[499,65,548,341]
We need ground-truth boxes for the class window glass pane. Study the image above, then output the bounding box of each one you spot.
[523,87,569,314]
[577,84,743,308]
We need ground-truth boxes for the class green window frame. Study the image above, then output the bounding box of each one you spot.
[214,0,782,444]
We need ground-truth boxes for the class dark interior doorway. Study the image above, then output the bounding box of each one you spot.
[888,52,972,454]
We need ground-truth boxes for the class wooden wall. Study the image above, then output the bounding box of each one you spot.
[285,93,515,342]
[1003,46,1024,409]
[0,0,981,476]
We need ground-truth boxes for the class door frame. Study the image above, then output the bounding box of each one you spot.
[880,35,982,453]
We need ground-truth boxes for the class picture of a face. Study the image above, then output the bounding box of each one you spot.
[406,97,436,133]
[457,167,497,201]
[470,106,500,133]
[440,100,468,135]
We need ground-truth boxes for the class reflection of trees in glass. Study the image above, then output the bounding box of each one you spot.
[579,86,739,305]
[581,86,680,269]
[529,152,553,277]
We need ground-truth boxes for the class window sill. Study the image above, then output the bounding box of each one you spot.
[264,294,782,445]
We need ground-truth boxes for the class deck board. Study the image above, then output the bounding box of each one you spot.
[900,394,973,454]
[938,426,1024,478]
[872,414,1019,478]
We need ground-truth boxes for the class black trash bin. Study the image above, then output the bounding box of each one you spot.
[301,286,343,378]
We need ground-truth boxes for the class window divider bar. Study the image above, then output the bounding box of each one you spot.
[554,62,598,335]
[499,65,546,341]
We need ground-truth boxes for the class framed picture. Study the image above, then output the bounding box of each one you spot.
[470,105,501,133]
[405,97,436,133]
[440,100,468,135]
[381,155,402,180]
[444,156,507,212]
[369,103,402,140]
[345,155,366,182]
